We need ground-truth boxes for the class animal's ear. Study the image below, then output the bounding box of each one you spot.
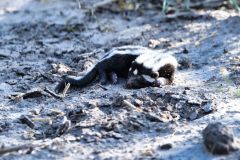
[131,61,138,67]
[151,71,159,78]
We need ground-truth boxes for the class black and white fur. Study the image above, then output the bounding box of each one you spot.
[126,52,178,89]
[55,46,178,93]
[55,46,150,93]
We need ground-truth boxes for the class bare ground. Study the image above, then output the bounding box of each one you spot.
[0,0,240,159]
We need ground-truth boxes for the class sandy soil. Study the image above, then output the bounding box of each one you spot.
[0,0,240,159]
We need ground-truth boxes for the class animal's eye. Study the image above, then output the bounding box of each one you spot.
[133,69,138,75]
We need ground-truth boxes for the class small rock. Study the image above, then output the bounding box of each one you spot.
[87,100,99,108]
[230,71,240,85]
[106,131,123,139]
[175,100,185,109]
[178,57,192,70]
[134,99,143,106]
[159,111,173,122]
[188,109,198,120]
[165,105,173,112]
[82,60,94,71]
[5,79,18,85]
[202,122,238,155]
[182,47,188,54]
[29,109,41,115]
[0,83,12,93]
[51,63,72,75]
[148,39,161,49]
[202,101,214,113]
[55,116,71,137]
[83,135,99,143]
[0,122,10,132]
[145,112,162,122]
[171,112,180,120]
[141,148,154,156]
[158,143,172,150]
[184,87,190,90]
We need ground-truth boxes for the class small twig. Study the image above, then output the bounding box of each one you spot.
[97,84,108,90]
[31,117,52,125]
[0,53,9,59]
[74,123,96,128]
[189,0,227,9]
[195,31,217,46]
[49,109,65,116]
[62,83,70,98]
[123,100,143,112]
[19,115,35,129]
[122,100,164,122]
[0,141,52,156]
[92,0,116,10]
[8,90,44,101]
[0,144,34,156]
[22,90,44,99]
[44,87,63,99]
[75,0,81,9]
[164,11,202,21]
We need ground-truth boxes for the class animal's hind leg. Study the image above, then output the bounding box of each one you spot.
[98,68,108,85]
[108,71,118,84]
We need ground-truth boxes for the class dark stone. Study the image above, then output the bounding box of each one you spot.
[0,122,10,132]
[202,122,238,155]
[159,143,172,150]
[188,109,198,121]
[19,115,35,129]
[201,101,214,113]
[230,71,240,85]
[178,57,192,70]
[182,47,189,54]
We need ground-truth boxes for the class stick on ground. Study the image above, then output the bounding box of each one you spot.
[44,87,63,99]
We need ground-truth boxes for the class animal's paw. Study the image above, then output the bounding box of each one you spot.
[126,75,154,89]
[154,77,170,87]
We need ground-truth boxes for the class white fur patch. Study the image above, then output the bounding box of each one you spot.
[135,51,158,68]
[99,47,178,78]
[133,69,138,75]
[142,75,155,82]
[135,50,178,72]
[156,77,168,85]
[102,46,151,60]
[142,54,160,68]
[152,55,178,72]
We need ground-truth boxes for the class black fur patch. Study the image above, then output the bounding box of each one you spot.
[55,46,178,92]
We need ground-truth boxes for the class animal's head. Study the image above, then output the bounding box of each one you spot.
[126,61,157,89]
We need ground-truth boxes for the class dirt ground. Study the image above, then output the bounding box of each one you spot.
[0,0,240,159]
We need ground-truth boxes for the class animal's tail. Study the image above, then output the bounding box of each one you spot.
[55,66,98,93]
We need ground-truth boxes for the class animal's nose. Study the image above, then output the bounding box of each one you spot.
[126,80,132,88]
[126,77,135,88]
